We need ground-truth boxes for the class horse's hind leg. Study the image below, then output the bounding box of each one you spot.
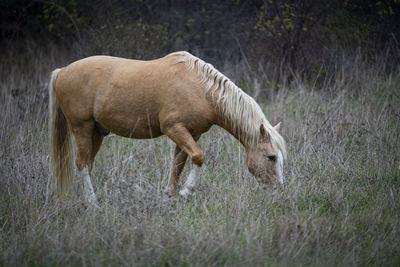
[85,128,104,206]
[91,128,104,167]
[71,121,103,207]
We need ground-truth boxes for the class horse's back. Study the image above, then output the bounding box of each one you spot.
[55,54,214,138]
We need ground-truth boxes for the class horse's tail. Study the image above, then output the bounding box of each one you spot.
[49,68,74,197]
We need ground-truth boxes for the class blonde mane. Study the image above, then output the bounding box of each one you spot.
[168,51,286,159]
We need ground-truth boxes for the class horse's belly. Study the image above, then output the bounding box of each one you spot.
[115,126,163,139]
[103,114,163,139]
[95,100,163,139]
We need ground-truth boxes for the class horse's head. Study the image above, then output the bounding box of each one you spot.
[246,122,285,185]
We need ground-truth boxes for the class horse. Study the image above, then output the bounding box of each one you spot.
[48,51,286,206]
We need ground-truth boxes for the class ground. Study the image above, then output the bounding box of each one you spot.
[0,49,399,266]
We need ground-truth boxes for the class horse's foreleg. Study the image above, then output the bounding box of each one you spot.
[166,145,188,197]
[179,164,201,198]
[163,124,203,197]
[163,124,204,166]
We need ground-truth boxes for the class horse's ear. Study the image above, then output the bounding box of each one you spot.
[260,124,266,137]
[274,122,282,132]
[260,124,271,141]
[260,124,269,140]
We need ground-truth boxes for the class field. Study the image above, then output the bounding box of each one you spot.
[1,47,399,266]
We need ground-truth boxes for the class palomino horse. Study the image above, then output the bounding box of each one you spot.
[49,51,286,206]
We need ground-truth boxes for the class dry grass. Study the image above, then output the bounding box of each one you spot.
[0,46,399,266]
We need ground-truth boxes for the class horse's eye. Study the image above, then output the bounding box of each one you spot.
[268,155,277,162]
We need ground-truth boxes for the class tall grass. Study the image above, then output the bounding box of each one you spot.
[0,45,399,266]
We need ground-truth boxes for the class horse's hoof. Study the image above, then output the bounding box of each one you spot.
[178,188,195,199]
[163,187,178,198]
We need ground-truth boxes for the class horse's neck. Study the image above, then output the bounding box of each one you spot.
[211,94,250,149]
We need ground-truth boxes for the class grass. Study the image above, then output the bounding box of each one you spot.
[0,46,399,266]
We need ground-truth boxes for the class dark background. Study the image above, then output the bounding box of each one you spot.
[2,0,399,81]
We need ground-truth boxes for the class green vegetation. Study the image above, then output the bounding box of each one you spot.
[0,43,399,265]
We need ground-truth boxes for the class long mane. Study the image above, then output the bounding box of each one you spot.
[168,51,286,159]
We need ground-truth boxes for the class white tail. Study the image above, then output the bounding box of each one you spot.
[48,68,74,197]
